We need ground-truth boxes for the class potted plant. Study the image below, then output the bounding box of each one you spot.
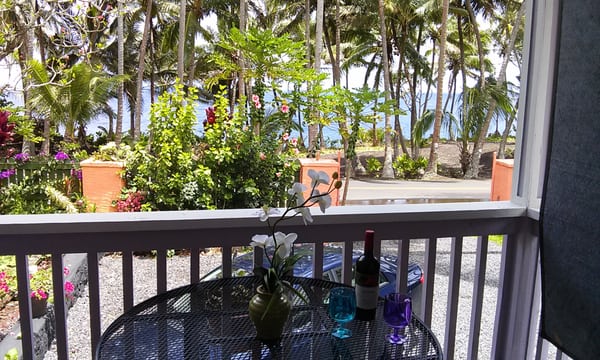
[28,264,74,317]
[80,142,130,212]
[0,259,75,318]
[248,169,342,341]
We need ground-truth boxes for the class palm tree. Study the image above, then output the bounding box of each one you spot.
[133,0,153,142]
[378,0,394,179]
[26,60,124,145]
[426,0,450,174]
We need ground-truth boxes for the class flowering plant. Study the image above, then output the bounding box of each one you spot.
[250,169,342,299]
[0,261,75,302]
[28,265,74,301]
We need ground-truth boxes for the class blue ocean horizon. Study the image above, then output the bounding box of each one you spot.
[6,87,511,146]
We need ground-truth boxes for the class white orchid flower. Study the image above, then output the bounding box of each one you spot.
[289,182,307,206]
[250,234,273,248]
[308,169,330,187]
[317,194,332,212]
[273,232,297,259]
[295,207,313,225]
[258,207,280,222]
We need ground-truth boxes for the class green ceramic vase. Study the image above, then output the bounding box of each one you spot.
[248,285,291,342]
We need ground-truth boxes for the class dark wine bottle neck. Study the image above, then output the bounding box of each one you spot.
[364,230,374,255]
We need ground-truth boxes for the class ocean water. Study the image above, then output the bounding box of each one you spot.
[5,87,511,146]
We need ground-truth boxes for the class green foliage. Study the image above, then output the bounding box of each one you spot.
[200,88,299,209]
[124,84,299,210]
[92,142,132,162]
[125,83,213,211]
[0,153,84,214]
[366,157,382,177]
[393,154,428,179]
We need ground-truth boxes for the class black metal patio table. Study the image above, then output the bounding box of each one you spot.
[95,276,442,359]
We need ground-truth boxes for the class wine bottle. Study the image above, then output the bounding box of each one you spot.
[355,229,380,321]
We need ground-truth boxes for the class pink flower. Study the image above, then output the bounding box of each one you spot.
[282,133,289,141]
[294,148,300,155]
[276,172,281,178]
[281,104,289,113]
[63,267,70,276]
[254,101,262,109]
[290,138,298,147]
[252,94,260,103]
[31,289,48,300]
[259,152,266,161]
[64,281,74,294]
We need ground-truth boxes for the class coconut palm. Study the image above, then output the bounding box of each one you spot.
[26,60,125,145]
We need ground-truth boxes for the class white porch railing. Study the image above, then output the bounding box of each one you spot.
[0,202,567,359]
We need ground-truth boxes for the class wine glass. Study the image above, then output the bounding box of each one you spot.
[383,293,412,344]
[328,287,356,339]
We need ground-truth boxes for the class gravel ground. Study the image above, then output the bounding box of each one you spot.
[43,240,503,360]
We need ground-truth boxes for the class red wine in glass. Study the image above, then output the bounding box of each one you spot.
[383,293,412,344]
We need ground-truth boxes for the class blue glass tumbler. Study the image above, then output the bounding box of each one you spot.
[328,287,356,339]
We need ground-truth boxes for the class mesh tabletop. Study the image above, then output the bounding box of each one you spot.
[95,277,442,359]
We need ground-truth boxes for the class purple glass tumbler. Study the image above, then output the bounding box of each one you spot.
[383,293,412,344]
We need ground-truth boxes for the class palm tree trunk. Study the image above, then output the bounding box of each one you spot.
[466,2,524,178]
[133,0,153,142]
[178,0,186,82]
[116,0,124,145]
[378,0,394,179]
[309,0,324,154]
[426,0,449,174]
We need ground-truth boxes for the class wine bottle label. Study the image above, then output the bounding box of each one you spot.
[355,284,379,309]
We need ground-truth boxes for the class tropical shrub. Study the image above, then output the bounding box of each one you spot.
[124,84,213,211]
[199,88,300,209]
[0,152,85,214]
[123,84,299,211]
[393,154,428,179]
[366,157,382,177]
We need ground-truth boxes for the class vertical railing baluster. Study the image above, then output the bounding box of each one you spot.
[52,253,69,359]
[421,237,437,326]
[156,249,167,294]
[467,236,489,359]
[341,240,353,286]
[222,246,232,279]
[87,252,102,358]
[394,239,409,294]
[444,236,463,360]
[122,251,134,311]
[312,242,324,280]
[190,248,200,283]
[15,254,34,360]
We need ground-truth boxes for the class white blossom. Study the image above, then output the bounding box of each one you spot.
[308,169,330,187]
[250,234,273,248]
[273,232,297,259]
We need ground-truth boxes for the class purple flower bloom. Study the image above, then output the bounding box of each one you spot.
[54,151,70,161]
[71,169,83,180]
[0,169,16,179]
[13,153,30,162]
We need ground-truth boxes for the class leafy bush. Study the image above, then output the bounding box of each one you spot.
[366,157,382,177]
[124,84,299,211]
[124,84,213,211]
[200,89,300,209]
[0,152,84,214]
[393,154,428,179]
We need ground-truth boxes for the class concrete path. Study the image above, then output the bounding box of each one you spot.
[343,178,492,204]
